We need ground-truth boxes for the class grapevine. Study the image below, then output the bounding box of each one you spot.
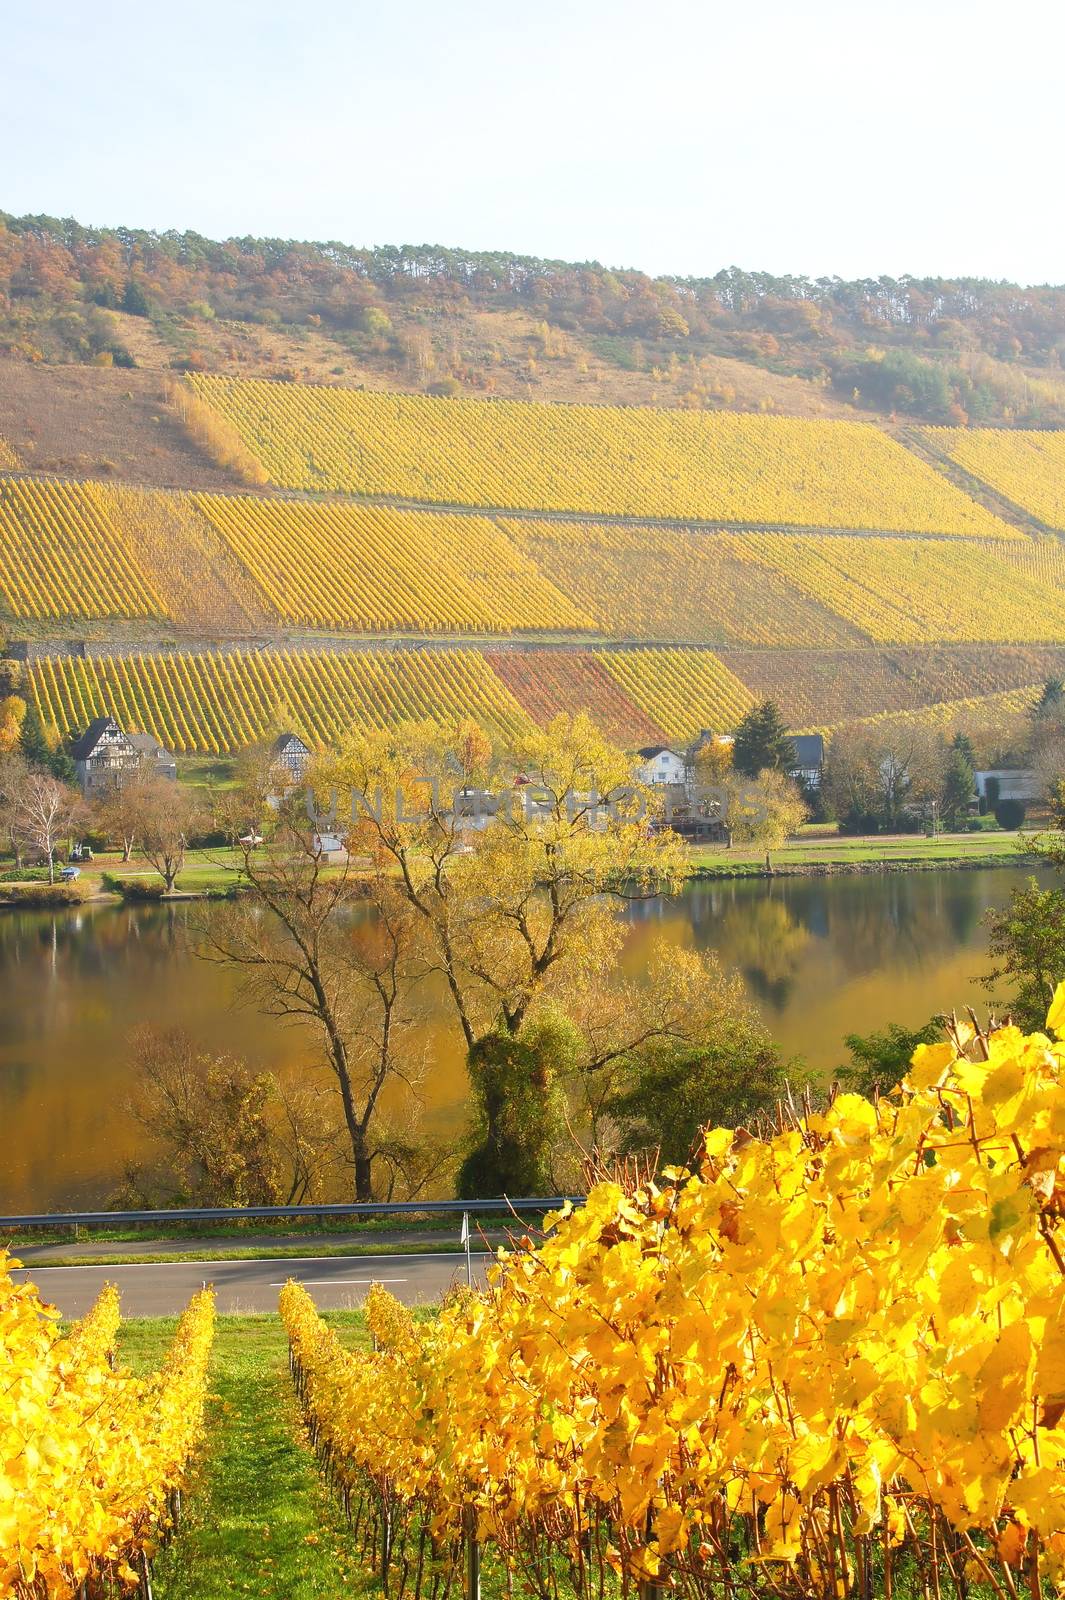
[282,996,1065,1600]
[0,1266,214,1598]
[188,374,1014,537]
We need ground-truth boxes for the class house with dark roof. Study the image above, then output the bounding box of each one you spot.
[635,745,687,786]
[71,715,177,795]
[270,731,312,782]
[264,731,313,807]
[789,733,825,790]
[70,716,138,796]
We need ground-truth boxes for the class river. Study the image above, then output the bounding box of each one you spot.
[0,866,1039,1212]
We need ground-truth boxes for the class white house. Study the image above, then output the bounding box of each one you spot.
[975,768,1041,803]
[635,746,687,786]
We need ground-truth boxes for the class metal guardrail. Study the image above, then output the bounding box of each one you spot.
[0,1196,585,1231]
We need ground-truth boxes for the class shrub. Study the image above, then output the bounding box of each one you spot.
[102,873,168,901]
[994,797,1027,830]
[0,882,85,906]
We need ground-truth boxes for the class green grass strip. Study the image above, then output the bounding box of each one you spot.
[122,1312,372,1599]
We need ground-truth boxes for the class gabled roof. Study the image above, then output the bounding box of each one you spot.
[790,734,825,766]
[69,715,127,761]
[129,731,174,758]
[270,731,311,755]
[636,745,684,760]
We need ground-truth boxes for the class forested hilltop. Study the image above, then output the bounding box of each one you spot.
[4,211,1065,424]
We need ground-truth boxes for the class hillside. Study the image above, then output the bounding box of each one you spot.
[5,212,1065,425]
[2,360,1065,760]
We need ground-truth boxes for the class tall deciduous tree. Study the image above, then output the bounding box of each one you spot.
[92,762,158,862]
[16,771,83,883]
[724,768,808,871]
[323,713,687,1177]
[204,806,428,1202]
[136,778,201,892]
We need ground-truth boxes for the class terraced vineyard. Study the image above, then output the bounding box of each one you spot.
[593,647,755,743]
[30,647,533,753]
[930,425,1065,530]
[485,650,668,745]
[802,683,1044,741]
[735,533,1065,644]
[188,374,1014,536]
[194,493,592,633]
[0,477,167,621]
[717,644,1065,729]
[502,520,867,645]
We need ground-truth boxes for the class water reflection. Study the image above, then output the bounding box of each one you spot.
[0,867,1042,1210]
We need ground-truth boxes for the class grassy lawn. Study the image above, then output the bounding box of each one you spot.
[687,829,1039,874]
[123,1312,372,1600]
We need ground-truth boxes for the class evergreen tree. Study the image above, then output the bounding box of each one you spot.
[122,278,152,317]
[19,703,54,770]
[951,730,977,768]
[941,747,975,827]
[731,700,795,778]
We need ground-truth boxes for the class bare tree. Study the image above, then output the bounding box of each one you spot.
[202,807,427,1202]
[16,771,83,883]
[136,778,202,892]
[93,762,158,862]
[117,1025,343,1207]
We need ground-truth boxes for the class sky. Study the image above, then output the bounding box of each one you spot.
[4,0,1064,285]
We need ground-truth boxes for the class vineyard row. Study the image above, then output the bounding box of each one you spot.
[25,645,1054,753]
[4,472,1065,648]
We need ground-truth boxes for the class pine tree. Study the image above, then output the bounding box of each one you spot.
[19,703,54,770]
[941,747,975,828]
[731,700,795,778]
[951,730,977,768]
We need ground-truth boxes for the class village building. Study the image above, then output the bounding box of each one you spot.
[269,731,312,782]
[265,731,313,807]
[128,731,178,782]
[635,745,687,786]
[69,715,176,796]
[789,733,825,790]
[974,768,1041,807]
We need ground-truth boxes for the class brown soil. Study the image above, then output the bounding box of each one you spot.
[0,362,246,489]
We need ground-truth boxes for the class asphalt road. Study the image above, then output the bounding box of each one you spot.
[11,1251,492,1318]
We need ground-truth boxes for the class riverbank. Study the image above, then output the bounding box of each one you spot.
[0,830,1046,905]
[687,829,1039,878]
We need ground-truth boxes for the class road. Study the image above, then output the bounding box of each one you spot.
[10,1251,492,1318]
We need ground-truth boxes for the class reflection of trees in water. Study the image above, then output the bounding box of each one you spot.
[628,872,1017,1014]
[0,902,198,981]
[714,895,811,1009]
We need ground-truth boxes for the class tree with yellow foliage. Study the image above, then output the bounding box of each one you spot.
[323,713,689,1184]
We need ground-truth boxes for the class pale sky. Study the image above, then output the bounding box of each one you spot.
[5,0,1064,285]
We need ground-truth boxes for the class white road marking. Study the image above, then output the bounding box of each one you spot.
[269,1277,409,1287]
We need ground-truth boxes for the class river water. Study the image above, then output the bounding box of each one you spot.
[0,866,1039,1212]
